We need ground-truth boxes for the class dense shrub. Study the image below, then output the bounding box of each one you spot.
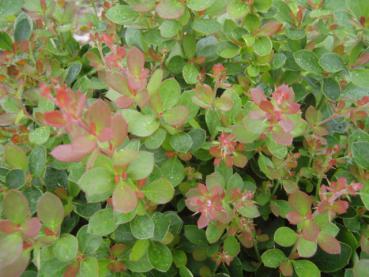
[1,0,369,276]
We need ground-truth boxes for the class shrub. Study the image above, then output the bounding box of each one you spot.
[0,0,369,276]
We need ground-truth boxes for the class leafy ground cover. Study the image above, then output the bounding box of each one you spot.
[0,0,369,276]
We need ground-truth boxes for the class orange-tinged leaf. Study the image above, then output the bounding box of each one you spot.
[112,183,138,213]
[44,111,66,128]
[51,136,96,162]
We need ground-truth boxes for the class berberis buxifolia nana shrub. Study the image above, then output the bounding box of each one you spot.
[0,0,369,276]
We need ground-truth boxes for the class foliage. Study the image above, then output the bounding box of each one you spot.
[0,0,369,276]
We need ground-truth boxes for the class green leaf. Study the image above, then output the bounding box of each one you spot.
[319,53,345,73]
[130,215,155,239]
[217,43,240,59]
[360,181,369,210]
[147,69,163,95]
[347,0,369,18]
[192,19,221,35]
[274,227,297,247]
[53,234,78,262]
[78,257,99,277]
[205,109,221,138]
[0,32,13,51]
[130,240,149,261]
[261,248,286,268]
[184,225,207,246]
[183,34,196,59]
[254,0,272,12]
[224,236,240,257]
[266,137,288,159]
[292,260,321,277]
[173,250,187,267]
[0,233,23,269]
[159,20,181,38]
[293,50,322,73]
[187,0,215,11]
[162,105,189,127]
[106,5,139,25]
[189,128,206,151]
[238,204,260,218]
[152,212,170,241]
[14,12,33,42]
[4,144,28,170]
[88,208,117,236]
[142,177,174,204]
[148,242,173,272]
[232,115,267,144]
[183,63,199,84]
[351,69,369,88]
[254,36,273,56]
[3,190,31,224]
[77,225,103,255]
[272,53,287,69]
[206,222,225,244]
[29,126,50,145]
[144,128,167,150]
[122,109,160,137]
[170,133,193,153]
[127,151,154,180]
[179,266,194,277]
[37,192,64,232]
[159,78,181,111]
[352,141,369,169]
[322,78,340,101]
[6,169,25,189]
[227,0,248,19]
[297,238,317,258]
[310,242,352,273]
[0,0,24,17]
[65,62,82,86]
[353,259,369,277]
[125,253,154,273]
[78,167,114,203]
[160,158,185,187]
[29,146,47,178]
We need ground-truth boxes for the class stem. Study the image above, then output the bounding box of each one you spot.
[318,113,340,126]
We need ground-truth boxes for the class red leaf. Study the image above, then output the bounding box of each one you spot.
[86,99,112,134]
[98,70,131,96]
[286,211,303,225]
[22,217,41,238]
[272,128,293,145]
[0,220,18,234]
[51,136,96,162]
[44,111,66,128]
[55,87,69,108]
[318,234,341,255]
[111,113,128,147]
[302,221,320,241]
[116,95,134,108]
[250,87,267,105]
[259,100,274,113]
[257,21,283,36]
[63,263,79,277]
[127,47,145,77]
[279,118,294,133]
